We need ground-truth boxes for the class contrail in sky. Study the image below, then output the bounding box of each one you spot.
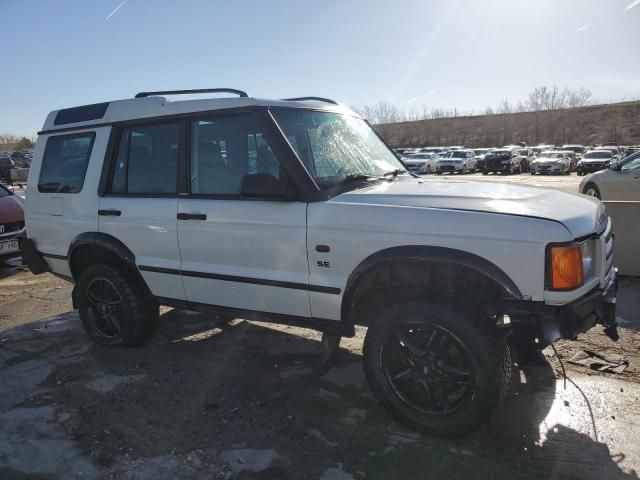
[106,0,128,20]
[624,0,640,11]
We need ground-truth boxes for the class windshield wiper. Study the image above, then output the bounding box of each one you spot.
[319,173,380,187]
[383,169,406,178]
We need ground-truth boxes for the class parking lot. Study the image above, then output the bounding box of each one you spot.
[433,170,584,194]
[1,173,639,480]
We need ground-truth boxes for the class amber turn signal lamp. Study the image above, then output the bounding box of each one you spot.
[549,244,584,290]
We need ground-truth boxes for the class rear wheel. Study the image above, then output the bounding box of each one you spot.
[78,263,158,346]
[363,302,511,437]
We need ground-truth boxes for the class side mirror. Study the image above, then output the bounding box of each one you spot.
[608,162,621,172]
[241,173,291,200]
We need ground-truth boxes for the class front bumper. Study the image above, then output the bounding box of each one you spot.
[505,269,618,347]
[577,162,608,174]
[437,164,462,173]
[532,164,562,174]
[0,227,26,261]
[484,162,511,172]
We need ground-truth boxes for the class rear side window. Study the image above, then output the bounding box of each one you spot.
[38,132,95,193]
[111,122,180,195]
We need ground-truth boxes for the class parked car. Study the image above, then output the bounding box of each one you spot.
[0,157,16,182]
[561,144,585,160]
[473,148,491,171]
[0,183,25,261]
[517,148,535,173]
[402,153,438,174]
[579,151,640,200]
[577,150,614,176]
[22,89,617,437]
[532,144,554,156]
[530,151,571,175]
[595,147,621,162]
[558,150,577,171]
[436,150,476,174]
[482,148,521,174]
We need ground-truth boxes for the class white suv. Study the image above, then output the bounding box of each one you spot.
[23,89,618,437]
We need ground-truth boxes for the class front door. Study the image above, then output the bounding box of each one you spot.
[177,112,310,317]
[98,121,185,300]
[617,156,640,200]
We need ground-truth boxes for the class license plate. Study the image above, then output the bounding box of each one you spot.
[0,239,19,254]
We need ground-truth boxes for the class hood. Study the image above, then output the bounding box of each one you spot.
[331,178,602,238]
[0,194,25,224]
[581,157,611,164]
[532,158,562,164]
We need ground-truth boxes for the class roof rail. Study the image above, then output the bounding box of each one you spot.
[135,88,249,99]
[282,96,339,105]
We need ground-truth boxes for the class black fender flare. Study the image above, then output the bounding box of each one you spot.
[341,245,523,322]
[67,232,137,275]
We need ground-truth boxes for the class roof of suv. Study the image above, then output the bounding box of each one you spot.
[40,91,357,135]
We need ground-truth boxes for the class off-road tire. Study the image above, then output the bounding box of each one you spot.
[78,263,159,347]
[363,301,511,437]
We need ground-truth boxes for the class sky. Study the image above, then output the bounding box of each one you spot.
[1,0,639,136]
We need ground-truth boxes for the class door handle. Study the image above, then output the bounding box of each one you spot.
[98,209,121,216]
[177,213,207,220]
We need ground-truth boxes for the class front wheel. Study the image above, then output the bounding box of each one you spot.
[363,302,511,437]
[583,183,602,200]
[78,263,159,346]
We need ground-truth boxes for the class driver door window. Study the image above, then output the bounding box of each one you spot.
[190,114,282,196]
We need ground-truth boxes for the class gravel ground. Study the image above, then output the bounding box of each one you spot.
[1,173,639,480]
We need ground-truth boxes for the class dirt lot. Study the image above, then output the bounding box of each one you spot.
[1,173,639,480]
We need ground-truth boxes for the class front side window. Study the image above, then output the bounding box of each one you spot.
[272,109,404,186]
[190,114,282,196]
[38,132,95,193]
[621,156,640,171]
[111,122,180,194]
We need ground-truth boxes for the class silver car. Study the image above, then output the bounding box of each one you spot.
[580,152,640,200]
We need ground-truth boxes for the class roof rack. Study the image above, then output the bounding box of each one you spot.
[282,96,339,105]
[135,88,249,99]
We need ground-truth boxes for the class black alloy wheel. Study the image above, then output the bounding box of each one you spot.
[85,276,124,340]
[381,323,476,416]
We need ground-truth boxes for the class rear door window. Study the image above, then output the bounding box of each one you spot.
[38,132,95,193]
[111,122,180,195]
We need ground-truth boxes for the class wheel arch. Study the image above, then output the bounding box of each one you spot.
[67,232,150,301]
[341,245,523,325]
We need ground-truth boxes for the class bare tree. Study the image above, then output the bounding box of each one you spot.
[496,98,512,114]
[566,87,593,108]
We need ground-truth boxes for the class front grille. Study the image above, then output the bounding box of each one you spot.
[600,218,614,285]
[0,221,24,235]
[583,162,604,170]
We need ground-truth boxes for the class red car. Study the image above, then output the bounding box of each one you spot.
[0,184,25,261]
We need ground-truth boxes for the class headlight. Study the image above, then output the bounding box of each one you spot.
[580,238,595,279]
[546,239,595,290]
[501,159,511,164]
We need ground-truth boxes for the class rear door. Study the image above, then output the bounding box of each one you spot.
[98,121,185,300]
[25,129,104,277]
[176,112,310,317]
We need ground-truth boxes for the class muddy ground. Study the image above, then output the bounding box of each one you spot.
[1,262,639,480]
